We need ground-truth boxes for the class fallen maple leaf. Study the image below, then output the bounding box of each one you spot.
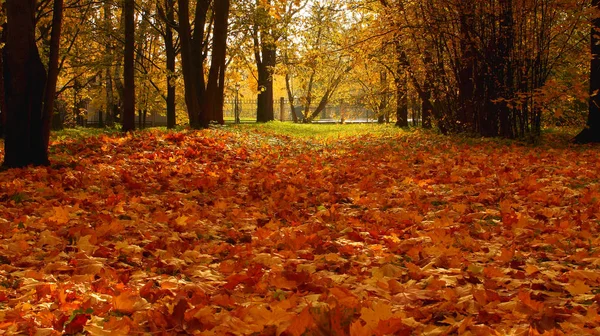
[565,280,592,296]
[113,291,150,314]
[49,206,70,224]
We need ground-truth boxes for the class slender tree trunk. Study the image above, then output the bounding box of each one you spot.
[395,47,409,127]
[498,0,514,138]
[0,24,6,139]
[42,0,64,150]
[122,0,136,132]
[3,0,49,167]
[165,0,177,129]
[574,0,600,143]
[104,1,115,127]
[421,49,433,129]
[458,1,475,132]
[285,71,298,122]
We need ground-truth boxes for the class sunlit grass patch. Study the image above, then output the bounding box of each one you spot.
[233,121,405,140]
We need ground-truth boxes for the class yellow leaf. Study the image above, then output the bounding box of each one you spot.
[78,235,97,255]
[175,215,189,226]
[113,291,150,314]
[372,264,403,279]
[39,230,62,247]
[360,301,393,328]
[565,280,591,296]
[524,264,539,276]
[49,206,70,224]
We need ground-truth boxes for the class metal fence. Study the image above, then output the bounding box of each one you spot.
[223,98,380,123]
[83,98,383,126]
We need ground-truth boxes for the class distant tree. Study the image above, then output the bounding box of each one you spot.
[575,0,600,143]
[122,0,136,132]
[245,0,307,122]
[156,0,178,129]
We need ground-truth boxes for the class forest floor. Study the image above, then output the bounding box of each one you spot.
[1,124,600,335]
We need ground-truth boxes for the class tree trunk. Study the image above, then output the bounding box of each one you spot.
[574,0,600,143]
[458,1,475,132]
[497,0,514,138]
[254,0,276,123]
[42,0,64,150]
[257,44,276,122]
[421,50,433,129]
[165,0,177,129]
[285,73,298,122]
[203,0,230,125]
[122,0,136,132]
[178,0,209,129]
[0,24,6,139]
[395,44,409,127]
[104,1,115,127]
[3,0,49,168]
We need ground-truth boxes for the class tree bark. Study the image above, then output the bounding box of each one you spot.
[421,49,433,129]
[575,0,600,143]
[178,0,210,129]
[3,0,49,168]
[104,1,115,127]
[122,0,136,132]
[256,44,276,122]
[203,0,230,125]
[497,0,514,138]
[458,0,475,132]
[42,0,64,149]
[164,0,177,129]
[0,24,6,139]
[395,44,409,127]
[285,71,298,122]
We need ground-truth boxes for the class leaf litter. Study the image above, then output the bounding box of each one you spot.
[0,128,599,335]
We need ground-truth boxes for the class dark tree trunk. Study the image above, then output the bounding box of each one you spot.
[178,0,200,128]
[395,78,408,127]
[497,0,514,138]
[164,0,177,129]
[378,71,388,124]
[256,44,276,122]
[178,0,209,129]
[3,0,49,168]
[0,24,6,139]
[285,71,298,123]
[203,0,230,125]
[42,0,64,150]
[575,0,600,143]
[458,1,475,132]
[394,44,409,127]
[421,50,433,129]
[304,67,349,123]
[104,1,115,127]
[122,0,136,132]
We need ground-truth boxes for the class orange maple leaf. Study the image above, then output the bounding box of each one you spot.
[284,306,315,336]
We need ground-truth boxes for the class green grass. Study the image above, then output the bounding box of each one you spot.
[45,122,580,146]
[233,121,405,140]
[53,127,119,141]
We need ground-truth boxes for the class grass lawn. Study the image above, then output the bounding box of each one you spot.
[0,123,599,335]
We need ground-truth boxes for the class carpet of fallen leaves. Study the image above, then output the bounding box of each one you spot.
[1,127,600,335]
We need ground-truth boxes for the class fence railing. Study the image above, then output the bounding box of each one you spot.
[84,98,385,126]
[223,98,381,122]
